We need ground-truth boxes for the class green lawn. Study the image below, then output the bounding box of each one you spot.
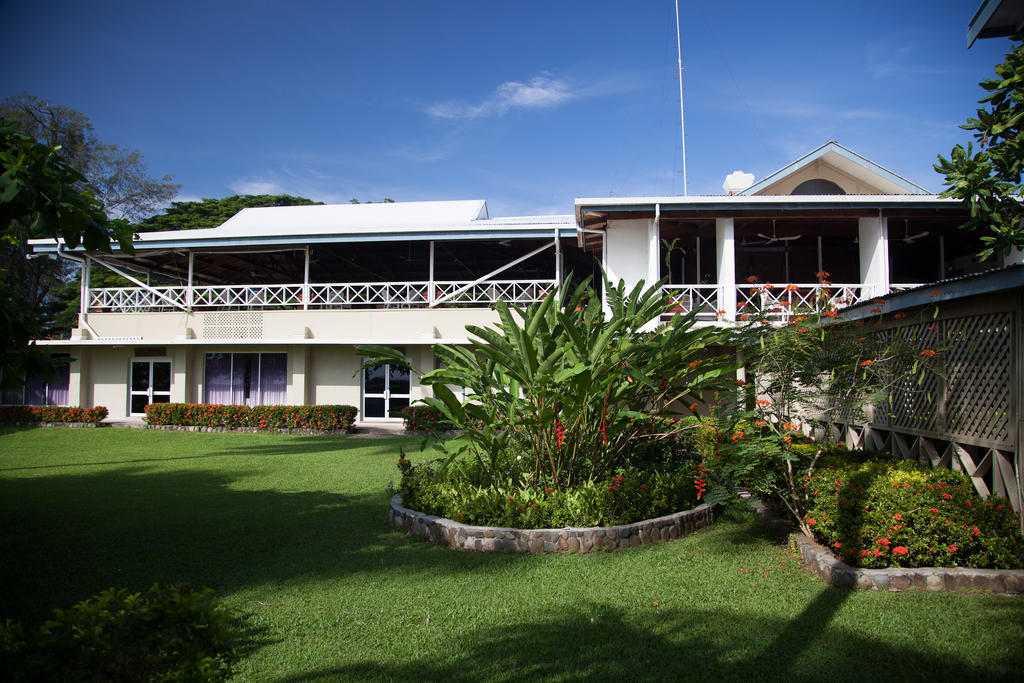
[1,427,1022,681]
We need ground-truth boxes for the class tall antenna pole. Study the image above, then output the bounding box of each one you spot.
[675,0,688,196]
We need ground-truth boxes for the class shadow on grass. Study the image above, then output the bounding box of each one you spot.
[0,464,525,624]
[277,597,1013,682]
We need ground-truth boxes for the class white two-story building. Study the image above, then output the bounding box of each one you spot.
[23,141,1012,422]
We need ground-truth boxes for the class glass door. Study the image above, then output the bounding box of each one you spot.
[130,360,171,415]
[362,363,411,421]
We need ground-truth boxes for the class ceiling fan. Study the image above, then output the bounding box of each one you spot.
[900,219,929,244]
[755,220,801,245]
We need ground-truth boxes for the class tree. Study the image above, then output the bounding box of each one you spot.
[935,40,1024,260]
[1,94,180,222]
[0,117,132,388]
[135,194,322,232]
[1,94,179,337]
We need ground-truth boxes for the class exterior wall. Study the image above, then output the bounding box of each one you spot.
[752,159,890,195]
[77,307,500,344]
[87,346,133,418]
[605,219,654,290]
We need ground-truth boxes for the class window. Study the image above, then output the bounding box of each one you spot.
[1,355,70,406]
[203,353,287,406]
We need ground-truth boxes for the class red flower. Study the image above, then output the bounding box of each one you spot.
[877,538,891,546]
[745,275,759,283]
[807,518,816,526]
[942,493,952,500]
[929,508,939,514]
[920,349,936,357]
[948,545,958,553]
[859,360,874,367]
[894,513,902,521]
[821,310,837,318]
[892,546,909,555]
[833,542,841,549]
[784,284,800,292]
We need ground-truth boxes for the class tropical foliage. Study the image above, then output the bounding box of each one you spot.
[935,39,1024,259]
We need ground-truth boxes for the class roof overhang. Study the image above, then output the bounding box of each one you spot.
[574,194,964,227]
[968,0,1024,47]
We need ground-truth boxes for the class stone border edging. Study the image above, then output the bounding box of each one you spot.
[144,424,354,436]
[1,421,103,429]
[739,489,1024,595]
[387,494,715,553]
[791,531,1024,594]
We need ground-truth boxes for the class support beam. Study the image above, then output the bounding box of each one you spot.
[303,247,310,311]
[428,241,435,307]
[432,240,555,307]
[186,251,194,310]
[90,257,189,311]
[716,217,737,321]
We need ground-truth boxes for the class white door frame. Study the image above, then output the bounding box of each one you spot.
[129,358,172,416]
[361,362,411,421]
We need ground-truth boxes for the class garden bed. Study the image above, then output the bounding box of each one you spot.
[388,494,715,553]
[791,531,1024,594]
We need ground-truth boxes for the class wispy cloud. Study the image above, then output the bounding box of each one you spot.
[427,75,574,120]
[865,41,957,79]
[228,179,286,195]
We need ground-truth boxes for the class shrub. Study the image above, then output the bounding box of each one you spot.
[361,277,734,491]
[0,583,242,681]
[805,459,1024,569]
[399,404,453,432]
[396,455,702,528]
[0,405,108,424]
[143,403,358,432]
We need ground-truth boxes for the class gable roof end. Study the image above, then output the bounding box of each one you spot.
[738,140,929,196]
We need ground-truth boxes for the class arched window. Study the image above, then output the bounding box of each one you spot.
[791,179,845,195]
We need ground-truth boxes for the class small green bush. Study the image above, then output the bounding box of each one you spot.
[143,403,358,432]
[0,583,242,681]
[0,405,108,424]
[805,459,1024,569]
[396,455,702,528]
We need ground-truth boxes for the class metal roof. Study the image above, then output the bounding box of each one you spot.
[968,0,1024,47]
[31,200,577,254]
[839,263,1024,321]
[574,193,961,225]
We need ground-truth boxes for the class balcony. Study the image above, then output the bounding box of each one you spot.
[87,279,557,313]
[661,282,924,322]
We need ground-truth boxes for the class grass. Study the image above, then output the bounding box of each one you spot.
[1,427,1023,681]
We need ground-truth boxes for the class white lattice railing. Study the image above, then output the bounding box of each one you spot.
[659,283,924,322]
[736,283,864,319]
[88,279,556,313]
[661,285,720,320]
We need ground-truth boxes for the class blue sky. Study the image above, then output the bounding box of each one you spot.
[0,0,1011,217]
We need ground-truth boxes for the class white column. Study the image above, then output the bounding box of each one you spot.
[428,241,435,306]
[648,214,660,284]
[186,251,194,310]
[858,215,889,299]
[68,349,86,407]
[716,218,736,321]
[303,247,310,310]
[80,255,90,318]
[287,346,309,405]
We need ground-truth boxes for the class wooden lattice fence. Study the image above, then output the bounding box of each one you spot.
[824,290,1022,517]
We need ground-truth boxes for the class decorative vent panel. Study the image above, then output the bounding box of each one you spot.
[202,312,264,339]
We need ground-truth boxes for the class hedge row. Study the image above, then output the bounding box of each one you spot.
[0,406,109,424]
[143,403,359,432]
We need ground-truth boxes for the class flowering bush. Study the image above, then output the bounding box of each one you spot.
[396,454,701,528]
[399,405,451,432]
[0,405,108,424]
[805,459,1024,569]
[143,403,358,432]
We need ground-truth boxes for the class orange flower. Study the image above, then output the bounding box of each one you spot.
[784,284,800,292]
[920,349,936,357]
[756,399,771,407]
[859,360,874,367]
[870,307,882,313]
[745,275,758,283]
[815,271,830,279]
[821,310,837,318]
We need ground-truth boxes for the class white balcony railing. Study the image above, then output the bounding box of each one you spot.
[87,279,557,313]
[660,283,923,322]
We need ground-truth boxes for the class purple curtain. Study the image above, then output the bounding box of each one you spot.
[259,354,287,405]
[204,353,233,404]
[24,377,45,406]
[47,363,70,406]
